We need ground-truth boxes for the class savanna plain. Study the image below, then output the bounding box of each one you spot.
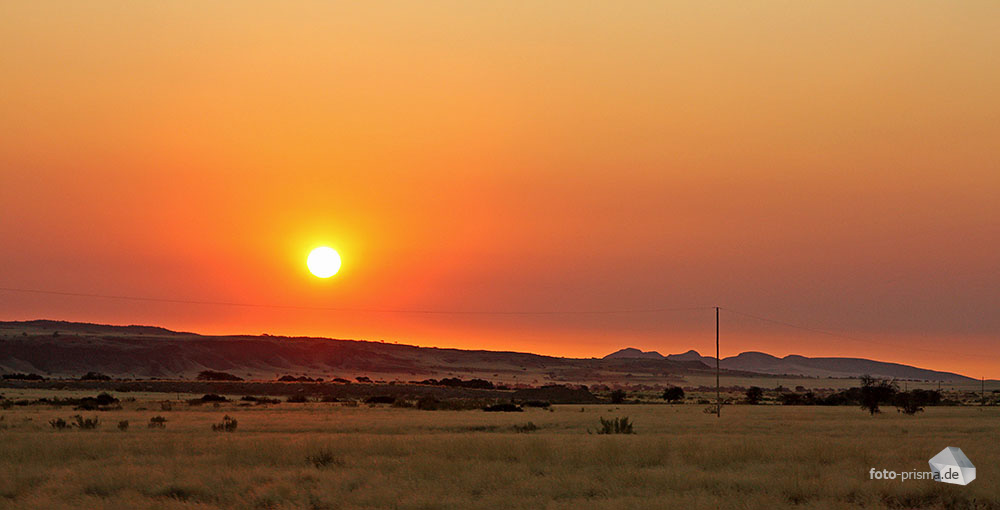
[0,395,997,510]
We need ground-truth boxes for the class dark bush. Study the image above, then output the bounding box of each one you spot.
[75,392,121,410]
[286,395,310,403]
[745,387,764,405]
[609,389,627,404]
[211,415,238,432]
[81,372,111,381]
[419,378,495,389]
[95,393,118,406]
[416,396,440,410]
[364,395,395,404]
[148,416,167,429]
[320,395,339,403]
[2,373,45,381]
[118,420,129,431]
[391,398,413,408]
[894,389,940,415]
[241,395,281,405]
[355,376,372,383]
[49,417,69,430]
[278,375,321,382]
[662,386,685,403]
[910,389,942,406]
[521,400,551,408]
[196,370,243,382]
[483,403,522,412]
[779,392,819,405]
[895,392,924,415]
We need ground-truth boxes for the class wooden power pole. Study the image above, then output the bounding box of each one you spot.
[716,306,720,418]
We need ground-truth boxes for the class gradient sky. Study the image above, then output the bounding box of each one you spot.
[2,2,998,377]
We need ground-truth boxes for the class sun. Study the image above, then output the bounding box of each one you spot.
[306,246,341,278]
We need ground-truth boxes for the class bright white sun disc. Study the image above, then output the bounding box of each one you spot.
[307,247,341,278]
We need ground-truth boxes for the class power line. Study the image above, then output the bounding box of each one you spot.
[0,286,712,316]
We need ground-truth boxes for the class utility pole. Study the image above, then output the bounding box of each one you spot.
[982,377,986,407]
[716,306,720,418]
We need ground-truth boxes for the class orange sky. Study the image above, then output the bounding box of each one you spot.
[1,2,998,377]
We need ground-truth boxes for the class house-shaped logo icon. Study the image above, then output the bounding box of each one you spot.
[928,447,975,485]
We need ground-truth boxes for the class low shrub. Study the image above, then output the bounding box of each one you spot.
[49,417,69,430]
[72,415,99,430]
[512,422,539,433]
[307,449,345,468]
[286,395,309,403]
[117,420,129,431]
[364,395,395,404]
[211,415,238,432]
[148,416,167,429]
[594,416,634,434]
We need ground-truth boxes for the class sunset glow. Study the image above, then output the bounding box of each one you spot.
[1,2,998,378]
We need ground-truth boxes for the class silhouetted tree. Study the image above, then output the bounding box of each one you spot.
[745,386,764,405]
[860,375,897,415]
[662,386,685,404]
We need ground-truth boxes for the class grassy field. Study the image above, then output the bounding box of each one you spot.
[0,394,997,509]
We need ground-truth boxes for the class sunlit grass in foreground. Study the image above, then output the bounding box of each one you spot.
[0,400,996,509]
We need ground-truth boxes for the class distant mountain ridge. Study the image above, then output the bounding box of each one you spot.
[604,347,975,382]
[0,320,979,384]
